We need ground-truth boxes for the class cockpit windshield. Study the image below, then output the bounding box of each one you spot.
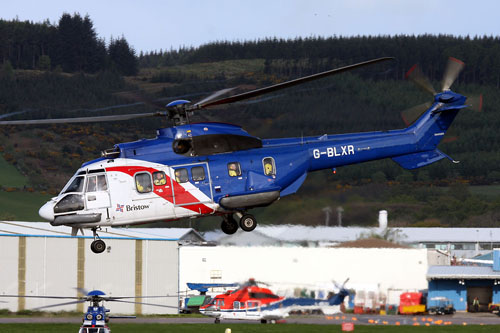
[62,175,85,194]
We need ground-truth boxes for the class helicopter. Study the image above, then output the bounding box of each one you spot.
[0,289,177,332]
[0,56,473,253]
[198,278,350,324]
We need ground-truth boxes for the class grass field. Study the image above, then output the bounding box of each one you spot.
[0,155,28,188]
[0,323,498,332]
[0,191,52,221]
[469,185,500,197]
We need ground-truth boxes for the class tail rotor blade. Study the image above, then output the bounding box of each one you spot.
[467,94,483,112]
[441,57,465,91]
[400,102,432,126]
[405,64,436,95]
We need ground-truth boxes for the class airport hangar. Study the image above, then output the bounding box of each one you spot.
[427,250,500,312]
[1,221,499,314]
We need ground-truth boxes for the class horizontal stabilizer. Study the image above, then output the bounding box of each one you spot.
[392,149,447,170]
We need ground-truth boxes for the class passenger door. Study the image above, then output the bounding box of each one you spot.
[85,173,111,210]
[170,162,213,207]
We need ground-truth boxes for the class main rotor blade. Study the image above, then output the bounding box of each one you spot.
[405,64,436,95]
[105,295,179,300]
[0,111,167,125]
[0,295,82,300]
[195,87,237,106]
[196,57,394,109]
[111,299,179,309]
[441,57,465,91]
[32,299,87,310]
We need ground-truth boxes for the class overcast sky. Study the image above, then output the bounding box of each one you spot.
[2,0,500,53]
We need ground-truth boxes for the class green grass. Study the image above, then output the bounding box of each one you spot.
[0,323,498,332]
[0,155,28,188]
[0,191,52,221]
[469,185,500,198]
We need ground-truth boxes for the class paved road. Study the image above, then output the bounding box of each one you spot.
[0,312,499,326]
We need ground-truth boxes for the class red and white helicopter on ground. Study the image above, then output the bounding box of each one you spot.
[1,57,473,253]
[198,278,350,324]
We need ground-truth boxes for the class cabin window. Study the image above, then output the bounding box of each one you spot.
[262,157,276,176]
[233,301,240,309]
[191,166,206,181]
[227,162,241,177]
[135,172,152,193]
[153,171,167,186]
[174,168,189,183]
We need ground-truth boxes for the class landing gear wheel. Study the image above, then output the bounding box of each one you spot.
[214,317,220,324]
[91,239,106,254]
[239,214,257,232]
[221,216,238,235]
[260,319,267,324]
[90,227,106,254]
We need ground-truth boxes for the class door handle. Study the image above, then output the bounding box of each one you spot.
[88,195,96,201]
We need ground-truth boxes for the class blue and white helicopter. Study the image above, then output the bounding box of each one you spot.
[0,57,472,253]
[0,289,176,332]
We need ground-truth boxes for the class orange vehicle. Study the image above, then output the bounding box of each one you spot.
[398,292,426,315]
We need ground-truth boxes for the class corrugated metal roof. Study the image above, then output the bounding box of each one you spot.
[203,225,500,244]
[427,265,500,279]
[0,221,205,241]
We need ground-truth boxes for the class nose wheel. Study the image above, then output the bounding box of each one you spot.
[90,228,106,254]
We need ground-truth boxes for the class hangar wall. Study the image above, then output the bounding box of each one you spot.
[179,246,429,303]
[0,235,179,314]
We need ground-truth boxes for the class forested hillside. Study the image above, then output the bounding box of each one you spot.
[0,14,499,227]
[0,14,137,75]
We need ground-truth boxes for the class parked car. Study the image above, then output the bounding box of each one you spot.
[427,297,456,315]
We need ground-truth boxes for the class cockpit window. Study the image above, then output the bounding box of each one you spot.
[97,175,108,191]
[86,175,108,192]
[63,176,85,194]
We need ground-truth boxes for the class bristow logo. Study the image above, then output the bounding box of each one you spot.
[116,204,124,212]
[126,204,150,211]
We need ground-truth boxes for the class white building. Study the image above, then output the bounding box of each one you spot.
[179,245,446,305]
[0,221,203,314]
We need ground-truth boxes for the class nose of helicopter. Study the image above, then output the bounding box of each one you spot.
[39,201,55,222]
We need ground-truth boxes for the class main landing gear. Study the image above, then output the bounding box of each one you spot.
[220,212,258,235]
[90,227,106,254]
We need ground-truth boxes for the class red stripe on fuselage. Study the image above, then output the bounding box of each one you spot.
[105,166,213,214]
